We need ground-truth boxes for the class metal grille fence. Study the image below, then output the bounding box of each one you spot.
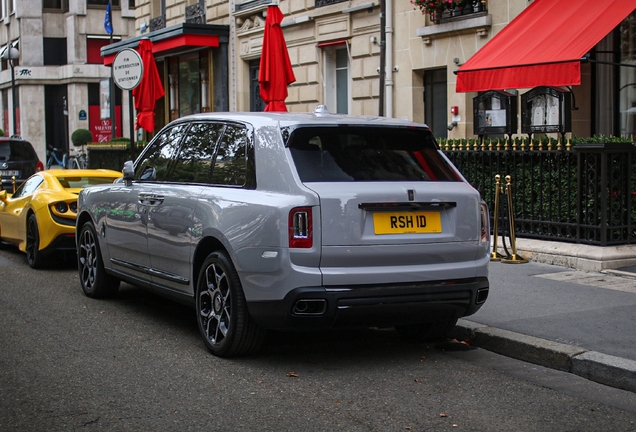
[442,139,636,246]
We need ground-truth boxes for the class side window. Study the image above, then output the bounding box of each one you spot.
[135,125,188,181]
[210,124,248,186]
[170,122,225,183]
[12,175,43,198]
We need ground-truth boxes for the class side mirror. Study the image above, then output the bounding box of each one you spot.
[122,160,134,186]
[139,166,156,181]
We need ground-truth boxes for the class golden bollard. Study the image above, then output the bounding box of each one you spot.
[490,174,504,261]
[501,175,528,264]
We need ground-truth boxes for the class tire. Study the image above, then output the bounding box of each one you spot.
[77,221,120,298]
[196,251,266,357]
[26,214,46,269]
[395,318,458,342]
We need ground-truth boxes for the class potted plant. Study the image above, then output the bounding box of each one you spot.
[71,128,93,147]
[412,0,464,16]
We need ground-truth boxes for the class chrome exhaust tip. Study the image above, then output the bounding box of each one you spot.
[292,299,327,315]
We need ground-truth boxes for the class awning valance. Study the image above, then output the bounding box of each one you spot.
[456,0,636,93]
[101,23,229,66]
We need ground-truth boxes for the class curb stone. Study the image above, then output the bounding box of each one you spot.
[572,351,636,393]
[451,319,636,393]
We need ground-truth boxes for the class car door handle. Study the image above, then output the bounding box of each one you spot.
[138,194,164,206]
[147,195,165,206]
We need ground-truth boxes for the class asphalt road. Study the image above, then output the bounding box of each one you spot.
[1,246,636,431]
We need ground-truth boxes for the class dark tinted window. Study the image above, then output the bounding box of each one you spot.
[43,38,67,66]
[288,126,460,182]
[0,142,9,160]
[210,125,248,186]
[0,141,36,161]
[136,125,187,181]
[170,122,224,183]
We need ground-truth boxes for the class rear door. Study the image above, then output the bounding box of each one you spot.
[146,122,225,293]
[288,126,483,285]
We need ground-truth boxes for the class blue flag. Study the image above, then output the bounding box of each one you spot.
[104,1,113,35]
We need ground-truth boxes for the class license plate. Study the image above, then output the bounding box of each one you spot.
[373,211,442,234]
[0,170,19,177]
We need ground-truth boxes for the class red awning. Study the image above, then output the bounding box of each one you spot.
[103,34,220,66]
[456,0,635,93]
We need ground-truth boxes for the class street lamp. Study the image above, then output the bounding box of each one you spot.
[2,46,19,136]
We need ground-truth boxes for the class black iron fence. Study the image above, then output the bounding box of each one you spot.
[87,141,146,172]
[441,138,636,246]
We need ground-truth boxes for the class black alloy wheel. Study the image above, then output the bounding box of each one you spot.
[196,251,265,357]
[77,221,120,298]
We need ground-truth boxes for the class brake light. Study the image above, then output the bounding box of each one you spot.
[480,203,489,244]
[289,207,313,248]
[36,161,44,172]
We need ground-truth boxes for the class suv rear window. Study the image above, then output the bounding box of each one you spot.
[288,126,460,182]
[0,140,37,161]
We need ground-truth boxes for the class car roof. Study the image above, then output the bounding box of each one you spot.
[0,135,31,143]
[172,106,431,130]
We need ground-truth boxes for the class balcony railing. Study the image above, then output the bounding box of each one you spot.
[431,0,487,24]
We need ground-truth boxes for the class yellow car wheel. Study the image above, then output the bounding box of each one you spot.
[26,214,46,269]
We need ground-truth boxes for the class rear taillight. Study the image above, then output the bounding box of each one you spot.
[480,203,489,244]
[36,161,44,172]
[289,207,313,248]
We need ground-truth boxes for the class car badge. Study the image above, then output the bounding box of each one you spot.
[0,162,7,169]
[408,189,414,201]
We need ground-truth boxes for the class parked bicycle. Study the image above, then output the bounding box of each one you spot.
[46,147,68,169]
[46,146,89,169]
[68,149,88,169]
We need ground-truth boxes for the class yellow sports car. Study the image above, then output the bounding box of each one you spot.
[0,169,122,268]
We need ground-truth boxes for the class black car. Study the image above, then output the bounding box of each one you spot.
[0,136,43,191]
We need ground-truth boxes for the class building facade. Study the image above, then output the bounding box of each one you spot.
[0,0,136,162]
[132,0,635,141]
[1,0,633,164]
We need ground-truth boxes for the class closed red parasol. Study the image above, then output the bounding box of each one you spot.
[258,6,296,112]
[132,38,165,132]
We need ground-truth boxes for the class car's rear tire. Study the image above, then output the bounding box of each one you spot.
[196,251,266,357]
[395,318,458,341]
[26,214,46,269]
[77,221,120,298]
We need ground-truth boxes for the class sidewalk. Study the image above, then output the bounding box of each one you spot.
[450,260,636,393]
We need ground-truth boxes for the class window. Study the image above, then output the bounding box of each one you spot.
[87,0,120,6]
[43,0,68,10]
[171,122,225,183]
[136,125,188,181]
[8,0,15,15]
[620,12,636,137]
[12,175,43,199]
[178,53,201,116]
[43,38,67,66]
[323,46,349,114]
[211,124,249,186]
[288,126,459,182]
[87,37,110,64]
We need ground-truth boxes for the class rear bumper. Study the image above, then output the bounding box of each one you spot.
[247,277,489,330]
[42,232,76,253]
